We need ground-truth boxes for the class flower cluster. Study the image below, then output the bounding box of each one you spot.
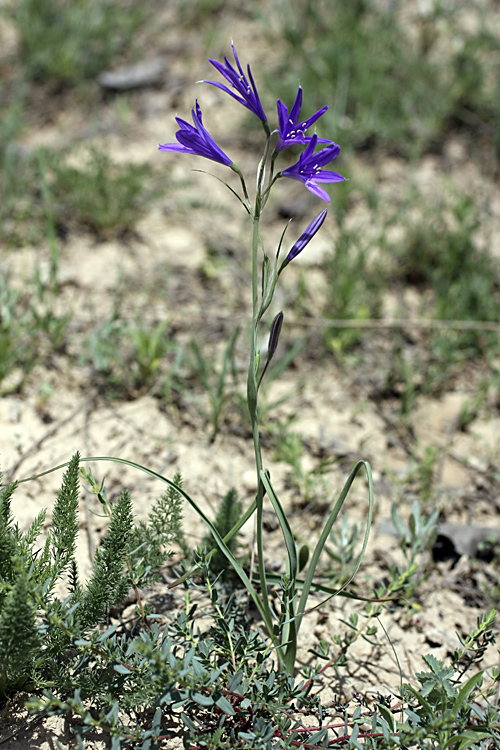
[158,44,344,262]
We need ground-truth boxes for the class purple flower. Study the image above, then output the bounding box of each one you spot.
[280,135,344,202]
[158,101,232,166]
[279,210,327,272]
[204,43,267,123]
[276,87,330,151]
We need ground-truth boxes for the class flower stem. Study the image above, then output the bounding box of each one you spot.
[247,212,278,659]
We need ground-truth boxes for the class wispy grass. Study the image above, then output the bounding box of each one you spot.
[388,189,500,364]
[267,0,500,157]
[0,146,159,246]
[3,0,143,87]
[322,226,384,355]
[82,316,185,398]
[51,148,157,238]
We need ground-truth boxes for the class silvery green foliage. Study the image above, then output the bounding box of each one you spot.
[27,560,323,748]
[26,562,500,749]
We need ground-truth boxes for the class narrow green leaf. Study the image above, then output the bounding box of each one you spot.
[181,713,197,732]
[297,460,374,628]
[259,470,297,580]
[376,703,396,732]
[404,683,433,714]
[298,544,309,573]
[451,670,483,718]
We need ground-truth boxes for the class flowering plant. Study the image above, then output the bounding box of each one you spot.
[158,44,373,674]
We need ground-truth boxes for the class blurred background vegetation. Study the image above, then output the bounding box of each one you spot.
[0,0,499,430]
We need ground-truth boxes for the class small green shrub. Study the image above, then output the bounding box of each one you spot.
[324,516,361,586]
[202,487,243,580]
[0,454,184,702]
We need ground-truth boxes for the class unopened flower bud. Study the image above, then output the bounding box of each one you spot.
[279,209,327,274]
[267,311,284,360]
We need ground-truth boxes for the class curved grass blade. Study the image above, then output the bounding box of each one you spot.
[192,169,251,214]
[296,460,374,633]
[262,572,397,604]
[259,469,298,672]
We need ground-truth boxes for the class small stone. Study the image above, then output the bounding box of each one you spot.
[99,59,166,90]
[242,470,257,492]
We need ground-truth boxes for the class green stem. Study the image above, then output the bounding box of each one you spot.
[257,357,270,390]
[256,133,273,214]
[247,212,279,661]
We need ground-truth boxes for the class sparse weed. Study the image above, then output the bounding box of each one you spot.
[323,227,383,356]
[129,320,175,388]
[459,368,500,432]
[0,148,47,248]
[52,148,156,237]
[0,273,31,393]
[394,348,417,424]
[5,0,143,87]
[391,499,439,568]
[82,316,185,397]
[407,446,440,505]
[271,0,500,157]
[82,317,127,386]
[324,516,361,587]
[0,244,69,395]
[269,420,332,507]
[189,327,241,440]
